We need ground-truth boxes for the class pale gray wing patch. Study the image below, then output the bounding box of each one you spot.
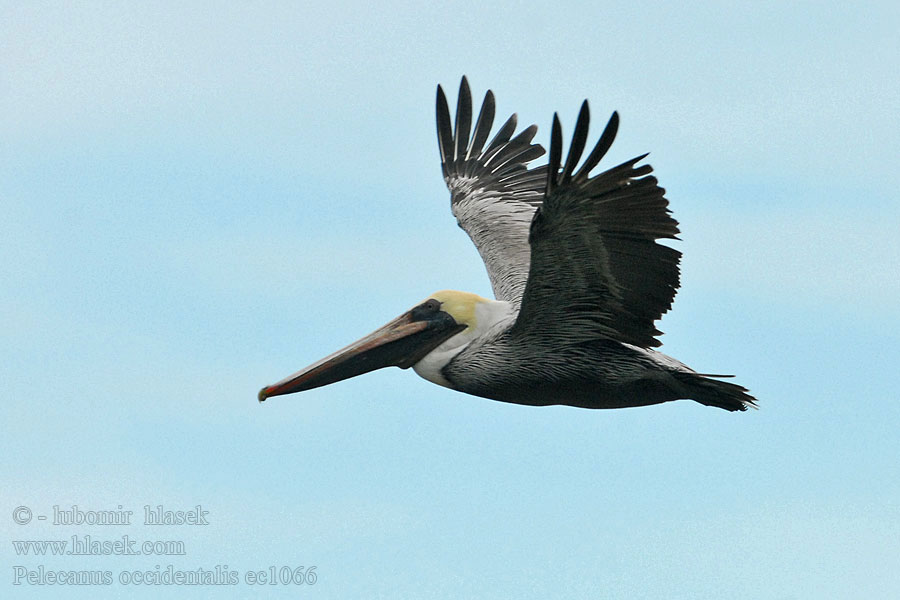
[436,77,547,304]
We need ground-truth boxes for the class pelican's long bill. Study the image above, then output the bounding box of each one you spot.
[258,301,465,402]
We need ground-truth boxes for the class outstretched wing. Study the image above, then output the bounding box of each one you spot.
[436,77,547,304]
[512,102,681,348]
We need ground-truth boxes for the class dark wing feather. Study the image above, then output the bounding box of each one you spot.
[436,77,547,303]
[512,103,681,348]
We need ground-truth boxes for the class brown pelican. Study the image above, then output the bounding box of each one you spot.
[258,78,757,411]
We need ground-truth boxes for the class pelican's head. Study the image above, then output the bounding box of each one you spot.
[258,290,492,401]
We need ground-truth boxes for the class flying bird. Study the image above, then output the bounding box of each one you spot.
[258,78,757,411]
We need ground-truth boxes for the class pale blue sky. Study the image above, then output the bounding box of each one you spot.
[2,2,899,598]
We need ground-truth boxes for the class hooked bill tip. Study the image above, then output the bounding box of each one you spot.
[257,387,270,403]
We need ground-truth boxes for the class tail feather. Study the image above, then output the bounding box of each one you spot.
[672,371,758,412]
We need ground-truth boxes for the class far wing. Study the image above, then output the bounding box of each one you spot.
[512,102,681,348]
[436,77,547,304]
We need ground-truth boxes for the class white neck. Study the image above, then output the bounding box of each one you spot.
[412,298,515,388]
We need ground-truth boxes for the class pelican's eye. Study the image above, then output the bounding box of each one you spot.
[411,298,443,321]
